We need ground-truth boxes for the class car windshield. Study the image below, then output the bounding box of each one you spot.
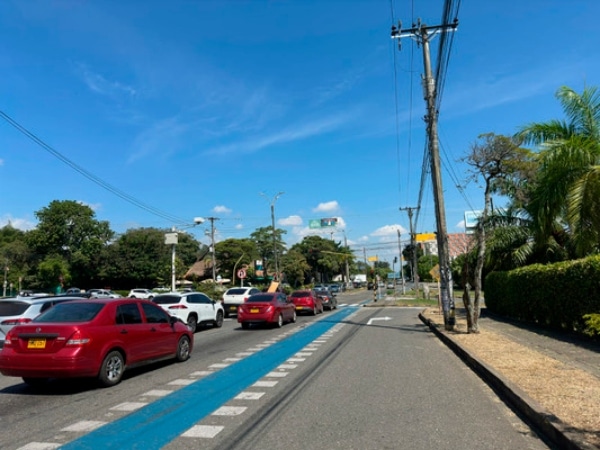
[153,295,181,305]
[34,302,104,323]
[291,291,310,298]
[246,295,274,303]
[0,300,31,316]
[226,289,247,295]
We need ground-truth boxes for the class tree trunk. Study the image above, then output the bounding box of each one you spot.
[471,182,492,334]
[461,259,474,331]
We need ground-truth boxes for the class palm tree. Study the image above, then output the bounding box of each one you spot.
[515,85,600,257]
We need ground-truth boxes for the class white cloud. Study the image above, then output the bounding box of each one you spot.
[79,201,102,212]
[235,223,243,230]
[313,201,339,213]
[0,158,4,166]
[77,63,136,98]
[0,215,36,231]
[213,205,232,214]
[204,113,352,156]
[371,224,407,237]
[279,215,302,226]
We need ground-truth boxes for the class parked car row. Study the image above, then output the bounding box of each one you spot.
[0,285,342,388]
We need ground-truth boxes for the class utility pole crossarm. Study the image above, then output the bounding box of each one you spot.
[390,18,458,43]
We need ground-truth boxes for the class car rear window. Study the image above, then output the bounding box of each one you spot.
[0,301,30,316]
[34,302,104,323]
[246,294,274,303]
[226,289,247,295]
[152,295,181,305]
[290,291,310,298]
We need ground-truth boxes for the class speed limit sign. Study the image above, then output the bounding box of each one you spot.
[237,269,247,279]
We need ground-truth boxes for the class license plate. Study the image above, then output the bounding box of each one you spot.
[250,308,259,313]
[229,306,237,311]
[295,306,303,310]
[27,338,46,349]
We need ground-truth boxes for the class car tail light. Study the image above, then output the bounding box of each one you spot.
[3,330,14,346]
[66,330,91,346]
[168,305,188,309]
[243,296,249,302]
[1,318,33,326]
[265,305,274,313]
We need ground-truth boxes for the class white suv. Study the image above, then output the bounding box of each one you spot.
[89,289,120,298]
[128,288,155,299]
[221,287,261,317]
[152,292,224,332]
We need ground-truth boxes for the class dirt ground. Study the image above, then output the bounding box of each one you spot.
[422,307,600,449]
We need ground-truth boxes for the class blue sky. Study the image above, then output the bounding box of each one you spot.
[1,0,599,263]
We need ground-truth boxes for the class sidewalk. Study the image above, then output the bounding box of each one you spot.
[418,304,600,450]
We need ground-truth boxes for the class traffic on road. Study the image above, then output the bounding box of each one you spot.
[0,289,550,450]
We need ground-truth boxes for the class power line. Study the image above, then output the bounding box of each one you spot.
[0,110,190,226]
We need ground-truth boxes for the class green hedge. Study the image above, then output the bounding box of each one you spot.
[485,255,600,336]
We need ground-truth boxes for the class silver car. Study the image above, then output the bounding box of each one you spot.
[0,296,82,348]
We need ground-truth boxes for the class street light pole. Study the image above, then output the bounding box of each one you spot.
[261,192,284,282]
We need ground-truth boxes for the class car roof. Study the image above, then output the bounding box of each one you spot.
[0,295,85,305]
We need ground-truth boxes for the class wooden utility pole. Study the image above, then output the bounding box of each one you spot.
[207,217,219,283]
[392,19,457,330]
[397,229,406,294]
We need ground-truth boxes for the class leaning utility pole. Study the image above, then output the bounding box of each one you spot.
[392,19,457,330]
[399,206,419,299]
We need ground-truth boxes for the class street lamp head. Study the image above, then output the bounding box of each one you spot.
[194,217,205,224]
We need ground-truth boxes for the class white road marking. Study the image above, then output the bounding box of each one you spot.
[253,380,278,387]
[190,370,213,377]
[212,406,247,416]
[208,363,230,369]
[142,389,173,397]
[16,443,61,450]
[367,316,392,325]
[182,425,224,438]
[278,364,297,369]
[168,379,195,386]
[110,402,147,411]
[235,391,265,400]
[61,421,106,432]
[265,371,289,378]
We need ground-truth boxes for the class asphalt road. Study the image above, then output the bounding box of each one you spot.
[0,290,549,450]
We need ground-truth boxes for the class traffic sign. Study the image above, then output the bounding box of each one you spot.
[237,269,247,279]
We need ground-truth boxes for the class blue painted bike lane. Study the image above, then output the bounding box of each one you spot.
[60,305,360,450]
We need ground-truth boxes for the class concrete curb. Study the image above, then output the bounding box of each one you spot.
[418,313,595,450]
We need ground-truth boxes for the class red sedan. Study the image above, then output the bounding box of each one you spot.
[289,290,323,315]
[0,298,193,388]
[238,292,297,329]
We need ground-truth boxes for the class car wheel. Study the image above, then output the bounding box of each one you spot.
[175,336,191,362]
[291,310,297,323]
[241,322,250,329]
[187,315,198,333]
[98,350,125,387]
[275,314,283,328]
[22,377,49,387]
[214,311,224,328]
[312,305,317,316]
